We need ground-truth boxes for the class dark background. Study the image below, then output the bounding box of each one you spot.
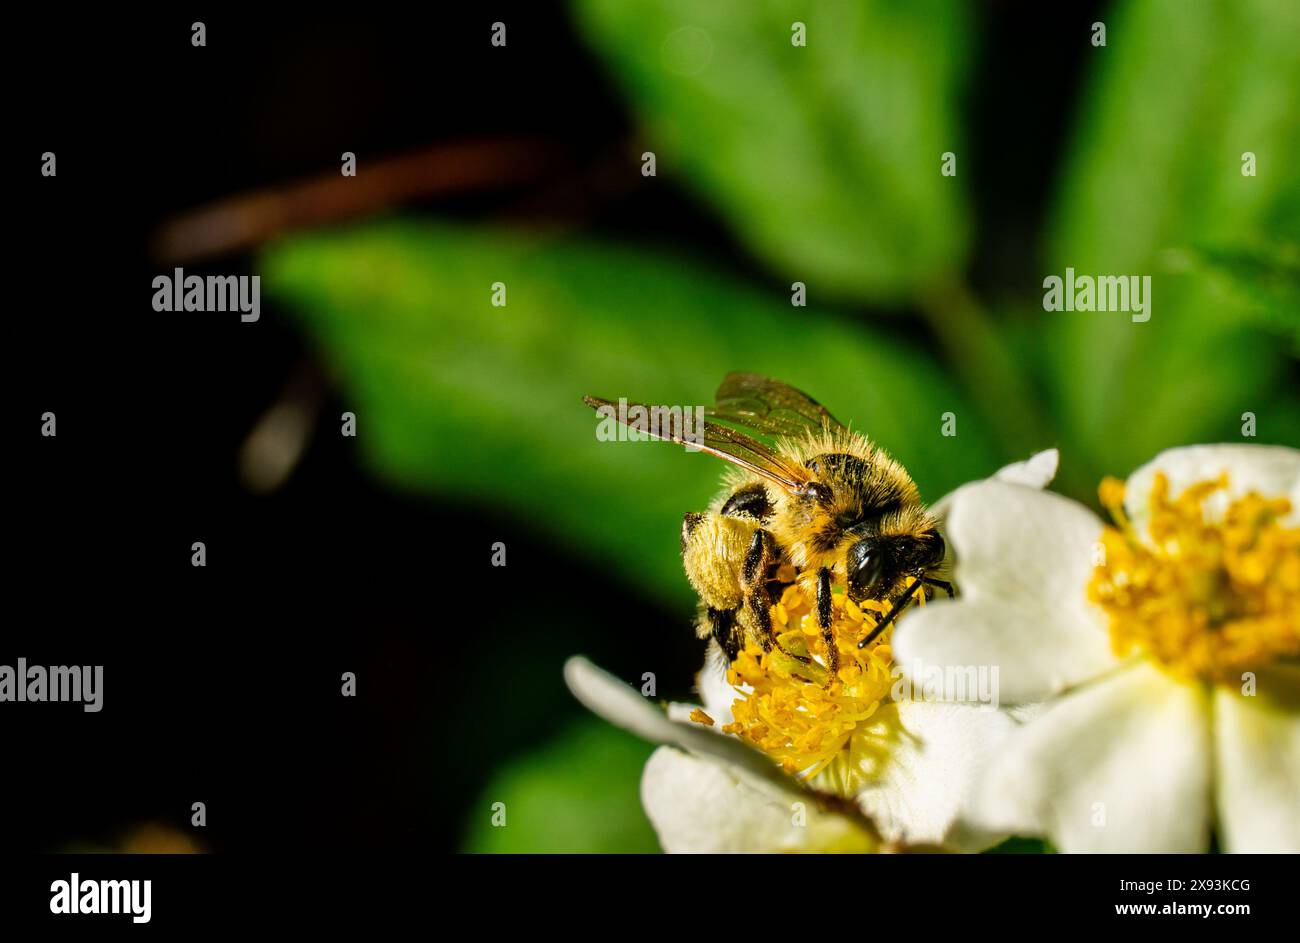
[11,3,1103,853]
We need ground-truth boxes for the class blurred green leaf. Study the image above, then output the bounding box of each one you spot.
[573,0,972,302]
[262,220,995,606]
[1175,237,1300,350]
[460,716,660,853]
[1045,0,1300,484]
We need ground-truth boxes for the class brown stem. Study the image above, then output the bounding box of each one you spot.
[151,138,572,264]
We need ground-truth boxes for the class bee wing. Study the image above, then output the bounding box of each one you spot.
[708,372,845,437]
[583,394,810,493]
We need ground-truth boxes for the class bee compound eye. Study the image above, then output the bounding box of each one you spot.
[847,540,883,593]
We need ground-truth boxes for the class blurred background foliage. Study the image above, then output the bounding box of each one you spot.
[244,0,1298,851]
[574,0,974,301]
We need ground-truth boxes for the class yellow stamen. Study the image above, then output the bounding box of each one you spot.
[1088,472,1300,684]
[688,708,714,727]
[722,582,898,786]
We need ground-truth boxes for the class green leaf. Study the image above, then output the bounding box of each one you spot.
[460,716,661,853]
[1174,237,1300,350]
[1044,0,1300,484]
[572,0,973,302]
[262,220,995,606]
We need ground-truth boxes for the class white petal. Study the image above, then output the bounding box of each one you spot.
[843,700,1017,851]
[1214,666,1300,853]
[930,449,1058,520]
[563,656,781,783]
[640,746,878,853]
[944,481,1103,625]
[993,448,1060,489]
[894,481,1116,703]
[664,701,702,725]
[1125,444,1300,528]
[695,640,739,726]
[1007,701,1048,724]
[971,662,1212,853]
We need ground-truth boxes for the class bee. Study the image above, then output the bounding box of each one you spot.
[585,373,952,678]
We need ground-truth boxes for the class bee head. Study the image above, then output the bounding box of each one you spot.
[845,530,945,602]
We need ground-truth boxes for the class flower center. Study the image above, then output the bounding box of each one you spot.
[719,572,909,785]
[1088,472,1300,683]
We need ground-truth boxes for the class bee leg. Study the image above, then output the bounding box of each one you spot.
[705,607,742,663]
[744,585,775,653]
[922,577,955,599]
[747,584,813,663]
[858,578,925,649]
[816,566,838,682]
[742,530,810,663]
[741,528,772,586]
[741,529,776,651]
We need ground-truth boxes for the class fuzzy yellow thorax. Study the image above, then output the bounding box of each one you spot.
[1088,472,1300,684]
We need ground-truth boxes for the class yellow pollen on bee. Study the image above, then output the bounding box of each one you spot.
[1088,472,1300,684]
[722,582,896,782]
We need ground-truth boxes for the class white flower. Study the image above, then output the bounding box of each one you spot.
[895,444,1300,853]
[564,450,1061,853]
[565,656,881,853]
